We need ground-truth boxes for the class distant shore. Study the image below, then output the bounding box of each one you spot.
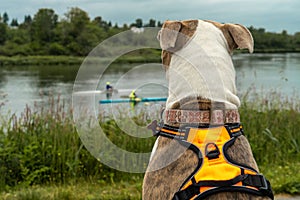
[0,50,300,66]
[0,54,161,66]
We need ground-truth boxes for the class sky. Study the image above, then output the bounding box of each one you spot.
[1,0,300,34]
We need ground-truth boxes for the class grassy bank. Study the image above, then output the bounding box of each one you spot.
[0,93,299,199]
[2,50,300,66]
[0,49,161,66]
[0,56,85,66]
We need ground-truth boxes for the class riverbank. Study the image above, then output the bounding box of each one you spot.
[0,51,161,66]
[0,55,85,66]
[1,50,300,66]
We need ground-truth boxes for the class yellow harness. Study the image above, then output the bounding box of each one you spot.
[149,122,274,200]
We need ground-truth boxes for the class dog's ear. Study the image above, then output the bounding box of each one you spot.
[223,24,254,53]
[157,20,182,51]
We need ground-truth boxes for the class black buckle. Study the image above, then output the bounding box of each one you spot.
[243,174,269,191]
[257,174,268,191]
[226,124,243,137]
[257,174,274,199]
[205,143,220,159]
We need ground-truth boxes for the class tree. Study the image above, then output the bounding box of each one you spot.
[3,12,9,24]
[18,15,32,30]
[0,23,7,44]
[293,32,300,49]
[10,18,19,27]
[122,23,129,30]
[75,24,102,55]
[93,17,111,31]
[157,21,163,27]
[258,28,265,33]
[31,9,58,43]
[282,30,288,36]
[132,18,143,28]
[24,15,32,24]
[92,16,102,27]
[145,19,156,27]
[65,7,90,37]
[0,8,298,56]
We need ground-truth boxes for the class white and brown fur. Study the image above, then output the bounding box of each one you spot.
[142,20,270,200]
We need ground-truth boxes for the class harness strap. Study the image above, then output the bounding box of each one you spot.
[174,174,274,200]
[173,175,245,200]
[173,185,199,200]
[195,174,247,187]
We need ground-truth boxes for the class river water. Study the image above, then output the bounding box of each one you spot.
[0,53,300,115]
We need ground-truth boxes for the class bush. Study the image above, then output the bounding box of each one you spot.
[49,43,68,55]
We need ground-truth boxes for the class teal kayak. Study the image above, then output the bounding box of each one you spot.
[99,97,167,104]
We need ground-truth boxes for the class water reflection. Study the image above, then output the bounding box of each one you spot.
[233,53,300,98]
[0,53,300,115]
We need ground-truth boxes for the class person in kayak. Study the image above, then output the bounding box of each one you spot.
[129,90,137,100]
[106,82,113,91]
[106,82,113,99]
[129,90,138,108]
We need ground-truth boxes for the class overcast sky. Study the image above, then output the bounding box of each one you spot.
[2,0,300,34]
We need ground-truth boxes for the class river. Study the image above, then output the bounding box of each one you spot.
[0,53,300,115]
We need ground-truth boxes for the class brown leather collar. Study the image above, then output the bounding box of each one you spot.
[163,109,240,125]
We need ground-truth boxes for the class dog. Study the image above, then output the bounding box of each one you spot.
[143,20,273,200]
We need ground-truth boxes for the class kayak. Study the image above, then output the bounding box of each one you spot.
[99,97,167,104]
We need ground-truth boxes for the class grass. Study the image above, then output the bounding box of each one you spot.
[0,49,161,66]
[0,91,299,199]
[239,91,300,195]
[261,163,300,195]
[0,181,142,200]
[0,56,85,66]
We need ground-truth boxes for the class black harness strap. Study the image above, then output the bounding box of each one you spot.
[173,185,199,200]
[174,174,274,200]
[173,175,246,200]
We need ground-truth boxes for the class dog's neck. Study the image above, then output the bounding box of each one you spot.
[166,20,240,110]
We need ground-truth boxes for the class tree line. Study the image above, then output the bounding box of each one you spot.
[0,7,300,56]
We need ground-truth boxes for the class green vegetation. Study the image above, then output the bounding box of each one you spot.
[0,8,160,58]
[0,55,84,66]
[0,182,142,200]
[239,91,300,194]
[0,50,161,66]
[0,91,299,199]
[249,27,300,53]
[0,8,299,60]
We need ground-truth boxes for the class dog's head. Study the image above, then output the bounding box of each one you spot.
[157,19,254,69]
[157,20,254,110]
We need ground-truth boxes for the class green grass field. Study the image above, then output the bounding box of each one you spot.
[0,92,299,199]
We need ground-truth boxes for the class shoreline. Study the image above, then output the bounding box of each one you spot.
[0,55,161,66]
[1,51,300,66]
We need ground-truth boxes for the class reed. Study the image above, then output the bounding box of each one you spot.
[0,91,299,196]
[239,90,300,194]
